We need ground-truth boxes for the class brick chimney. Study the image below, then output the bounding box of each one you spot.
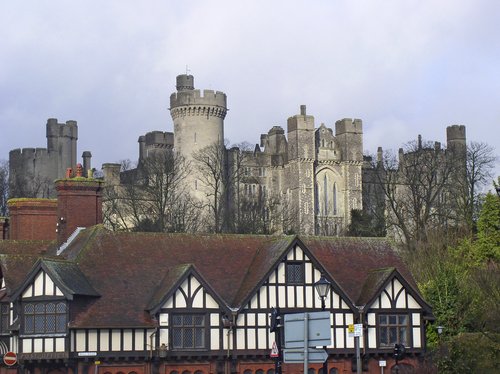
[7,199,58,240]
[56,178,104,245]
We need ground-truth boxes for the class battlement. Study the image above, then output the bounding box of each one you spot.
[170,89,227,109]
[145,131,174,147]
[335,118,363,135]
[46,118,78,139]
[10,147,49,158]
[288,105,315,132]
[446,125,466,141]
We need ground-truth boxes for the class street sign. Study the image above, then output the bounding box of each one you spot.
[348,324,354,337]
[354,323,363,337]
[283,348,328,363]
[270,341,279,358]
[379,360,387,367]
[284,311,331,348]
[3,351,17,366]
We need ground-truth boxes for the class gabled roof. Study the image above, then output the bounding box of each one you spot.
[357,267,433,314]
[301,236,419,305]
[146,264,230,315]
[11,258,100,301]
[0,226,429,327]
[356,267,397,307]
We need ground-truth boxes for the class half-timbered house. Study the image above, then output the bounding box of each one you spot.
[0,226,433,374]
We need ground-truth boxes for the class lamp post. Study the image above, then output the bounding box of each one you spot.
[315,275,331,374]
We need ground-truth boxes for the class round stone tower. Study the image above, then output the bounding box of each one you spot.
[170,74,227,158]
[169,74,227,202]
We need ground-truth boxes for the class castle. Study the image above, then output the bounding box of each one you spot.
[9,119,92,198]
[9,74,466,236]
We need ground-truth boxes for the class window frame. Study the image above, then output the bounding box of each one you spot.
[285,261,305,285]
[170,313,208,351]
[0,303,9,335]
[377,313,409,348]
[21,300,68,337]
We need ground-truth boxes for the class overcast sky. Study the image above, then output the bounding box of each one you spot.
[1,0,499,176]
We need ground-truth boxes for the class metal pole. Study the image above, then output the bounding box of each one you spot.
[355,336,361,374]
[304,312,308,374]
[321,296,328,374]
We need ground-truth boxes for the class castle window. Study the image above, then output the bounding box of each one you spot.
[171,314,207,350]
[378,314,408,348]
[23,301,67,335]
[244,167,250,176]
[286,262,304,284]
[194,180,198,190]
[324,175,328,215]
[259,167,266,177]
[194,132,197,143]
[0,303,9,335]
[333,183,337,215]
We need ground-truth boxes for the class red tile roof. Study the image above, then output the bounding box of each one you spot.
[0,227,426,328]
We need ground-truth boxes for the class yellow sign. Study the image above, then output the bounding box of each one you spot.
[94,361,101,365]
[348,324,354,333]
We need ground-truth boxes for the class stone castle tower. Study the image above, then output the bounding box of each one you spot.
[9,119,92,198]
[169,74,228,202]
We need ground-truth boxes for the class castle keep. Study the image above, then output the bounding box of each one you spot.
[9,119,92,198]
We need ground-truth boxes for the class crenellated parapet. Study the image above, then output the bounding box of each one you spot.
[170,104,227,120]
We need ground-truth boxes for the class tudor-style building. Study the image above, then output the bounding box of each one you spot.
[0,177,434,374]
[0,229,433,374]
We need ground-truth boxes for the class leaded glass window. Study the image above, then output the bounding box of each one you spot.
[286,262,304,284]
[171,314,206,350]
[379,314,408,347]
[23,301,67,335]
[0,303,9,334]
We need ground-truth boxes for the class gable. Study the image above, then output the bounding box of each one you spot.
[161,274,220,310]
[244,243,352,311]
[21,270,64,299]
[368,276,422,310]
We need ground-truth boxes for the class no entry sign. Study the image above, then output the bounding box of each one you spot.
[3,351,17,366]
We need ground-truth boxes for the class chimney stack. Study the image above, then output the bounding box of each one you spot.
[7,199,57,240]
[56,178,104,245]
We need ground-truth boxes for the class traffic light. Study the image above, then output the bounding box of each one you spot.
[270,307,280,332]
[393,343,406,362]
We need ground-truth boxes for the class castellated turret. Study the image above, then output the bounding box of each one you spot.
[169,74,227,202]
[170,74,227,156]
[9,118,84,198]
[335,118,363,162]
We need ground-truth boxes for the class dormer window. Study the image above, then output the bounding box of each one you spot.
[171,314,207,350]
[23,301,67,335]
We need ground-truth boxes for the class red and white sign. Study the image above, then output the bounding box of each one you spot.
[3,351,17,366]
[270,341,279,358]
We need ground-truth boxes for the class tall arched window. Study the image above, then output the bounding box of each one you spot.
[323,174,328,215]
[315,182,319,214]
[333,182,337,215]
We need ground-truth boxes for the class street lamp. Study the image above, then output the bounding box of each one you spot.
[314,275,331,374]
[314,275,331,310]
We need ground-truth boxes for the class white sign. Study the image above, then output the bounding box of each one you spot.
[379,360,387,367]
[354,323,363,337]
[283,348,328,363]
[78,352,97,357]
[270,341,279,358]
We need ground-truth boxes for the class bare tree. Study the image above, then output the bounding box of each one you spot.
[373,139,462,250]
[103,152,198,232]
[451,142,497,231]
[0,160,8,216]
[192,142,231,233]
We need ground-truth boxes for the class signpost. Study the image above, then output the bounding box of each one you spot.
[283,311,331,372]
[283,348,328,363]
[3,351,17,366]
